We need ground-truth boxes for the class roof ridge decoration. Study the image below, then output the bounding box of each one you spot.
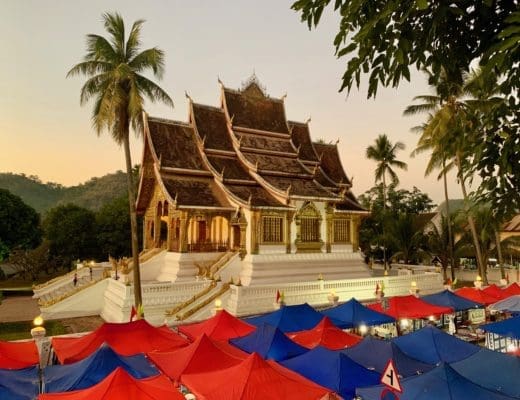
[241,71,268,98]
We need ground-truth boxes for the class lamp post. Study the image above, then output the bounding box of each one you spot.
[31,316,46,367]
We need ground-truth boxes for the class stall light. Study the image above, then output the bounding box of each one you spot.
[400,319,410,328]
[359,324,369,335]
[214,298,222,310]
[428,315,435,321]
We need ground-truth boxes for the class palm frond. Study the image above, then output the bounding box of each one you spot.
[135,74,174,108]
[130,48,166,78]
[85,34,117,62]
[126,19,145,60]
[102,12,126,59]
[67,60,112,78]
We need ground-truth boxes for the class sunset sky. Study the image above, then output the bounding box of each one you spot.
[1,0,469,204]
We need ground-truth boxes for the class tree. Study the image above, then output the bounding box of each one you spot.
[292,0,519,220]
[388,213,428,265]
[43,204,98,269]
[0,189,42,260]
[68,12,174,309]
[8,240,54,281]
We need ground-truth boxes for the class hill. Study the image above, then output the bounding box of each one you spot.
[0,171,131,214]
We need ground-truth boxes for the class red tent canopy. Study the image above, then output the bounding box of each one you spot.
[182,352,335,400]
[368,295,453,319]
[0,340,39,369]
[288,317,362,350]
[38,367,184,400]
[52,319,188,364]
[178,310,255,341]
[455,287,499,306]
[147,333,247,382]
[482,284,507,301]
[503,283,520,298]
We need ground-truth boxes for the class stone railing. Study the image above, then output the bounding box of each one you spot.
[210,251,239,278]
[177,283,231,321]
[226,272,443,317]
[38,274,108,308]
[165,281,217,317]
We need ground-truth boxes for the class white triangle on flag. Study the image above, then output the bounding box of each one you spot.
[380,359,402,393]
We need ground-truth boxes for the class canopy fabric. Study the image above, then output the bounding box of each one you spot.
[481,315,520,340]
[367,295,453,319]
[392,325,480,364]
[490,295,520,313]
[281,346,380,399]
[483,284,508,301]
[43,344,159,393]
[245,303,341,333]
[421,289,483,311]
[503,283,520,298]
[52,319,188,364]
[147,334,246,382]
[288,317,362,350]
[181,352,334,400]
[39,367,184,400]
[342,336,434,377]
[0,366,39,400]
[451,348,520,398]
[357,363,517,400]
[178,310,255,341]
[320,298,395,329]
[455,287,499,306]
[230,323,308,361]
[0,340,39,369]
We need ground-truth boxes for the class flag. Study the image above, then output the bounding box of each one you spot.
[276,290,281,303]
[130,306,137,322]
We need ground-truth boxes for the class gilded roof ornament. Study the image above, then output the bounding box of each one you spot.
[217,76,224,87]
[185,91,192,101]
[241,71,267,97]
[305,116,312,124]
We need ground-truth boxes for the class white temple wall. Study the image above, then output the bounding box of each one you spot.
[244,208,253,255]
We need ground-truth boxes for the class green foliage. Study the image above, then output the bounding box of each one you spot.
[358,184,435,214]
[8,240,55,281]
[0,320,68,341]
[365,134,407,187]
[43,204,98,268]
[96,195,132,259]
[0,189,42,258]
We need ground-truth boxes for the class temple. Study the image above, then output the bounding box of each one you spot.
[135,75,369,285]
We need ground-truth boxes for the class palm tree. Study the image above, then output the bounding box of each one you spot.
[366,134,407,270]
[404,69,491,282]
[389,213,428,265]
[68,12,174,310]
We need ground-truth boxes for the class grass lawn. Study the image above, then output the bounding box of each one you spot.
[0,320,68,341]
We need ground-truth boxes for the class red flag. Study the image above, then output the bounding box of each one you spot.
[276,290,281,303]
[130,306,137,322]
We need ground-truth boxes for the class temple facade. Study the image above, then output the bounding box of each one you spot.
[136,75,370,285]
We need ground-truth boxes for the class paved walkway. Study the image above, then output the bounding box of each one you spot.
[0,296,40,322]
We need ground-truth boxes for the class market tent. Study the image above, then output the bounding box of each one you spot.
[421,289,483,311]
[451,348,520,398]
[43,344,159,393]
[392,325,480,364]
[288,317,362,350]
[181,352,334,400]
[481,315,520,340]
[281,346,380,399]
[503,283,520,298]
[147,334,246,382]
[367,295,453,319]
[230,323,308,361]
[52,319,188,364]
[490,295,520,313]
[483,284,508,301]
[178,310,255,341]
[39,367,184,400]
[342,336,433,377]
[357,363,517,400]
[0,366,39,400]
[0,340,39,369]
[321,298,395,329]
[245,303,341,333]
[455,287,499,306]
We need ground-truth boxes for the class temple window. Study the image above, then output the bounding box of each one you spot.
[300,217,320,242]
[333,219,351,243]
[262,216,283,243]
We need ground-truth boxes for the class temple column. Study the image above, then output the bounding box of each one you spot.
[179,211,189,253]
[251,211,260,254]
[325,206,333,253]
[285,211,294,253]
[351,216,359,251]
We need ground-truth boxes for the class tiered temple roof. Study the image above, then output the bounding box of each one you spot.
[136,76,366,213]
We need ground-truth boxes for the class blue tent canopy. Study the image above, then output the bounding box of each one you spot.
[451,348,520,399]
[0,366,39,400]
[392,325,480,364]
[321,298,395,329]
[481,315,520,340]
[281,346,380,399]
[421,290,483,311]
[43,344,158,393]
[230,323,307,362]
[489,295,520,313]
[342,336,433,377]
[244,303,342,332]
[357,363,517,400]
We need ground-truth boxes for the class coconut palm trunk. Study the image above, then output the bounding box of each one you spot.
[442,157,456,281]
[123,133,142,308]
[456,153,486,283]
[495,229,505,280]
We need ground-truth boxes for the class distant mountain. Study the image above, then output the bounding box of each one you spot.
[0,171,131,214]
[434,199,465,215]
